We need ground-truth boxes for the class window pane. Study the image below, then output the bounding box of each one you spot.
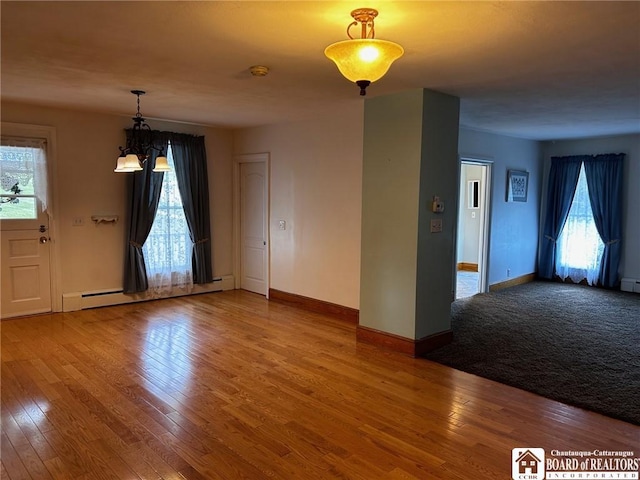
[555,164,603,285]
[0,196,37,219]
[1,146,38,219]
[143,145,193,297]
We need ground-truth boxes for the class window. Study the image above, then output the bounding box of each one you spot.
[0,142,46,220]
[555,163,603,285]
[142,145,193,297]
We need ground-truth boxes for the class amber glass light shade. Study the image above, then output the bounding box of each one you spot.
[324,38,404,84]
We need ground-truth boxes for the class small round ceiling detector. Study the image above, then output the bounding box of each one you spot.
[250,65,269,77]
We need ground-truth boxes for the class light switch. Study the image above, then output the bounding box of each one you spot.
[430,218,443,233]
[278,220,286,230]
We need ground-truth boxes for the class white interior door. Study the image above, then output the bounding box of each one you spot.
[1,212,51,318]
[477,163,491,294]
[240,161,267,295]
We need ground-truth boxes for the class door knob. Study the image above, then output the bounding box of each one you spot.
[39,236,49,244]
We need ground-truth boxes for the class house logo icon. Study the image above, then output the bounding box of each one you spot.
[512,448,545,480]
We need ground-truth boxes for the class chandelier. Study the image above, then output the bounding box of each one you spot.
[114,90,170,173]
[324,8,404,96]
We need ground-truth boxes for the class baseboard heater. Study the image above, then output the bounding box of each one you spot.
[620,278,640,294]
[62,275,234,312]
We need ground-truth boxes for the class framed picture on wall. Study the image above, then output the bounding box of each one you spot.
[506,170,529,202]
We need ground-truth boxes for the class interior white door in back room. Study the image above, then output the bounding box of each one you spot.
[240,161,267,295]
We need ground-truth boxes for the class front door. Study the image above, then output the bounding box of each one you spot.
[1,142,52,318]
[1,220,51,318]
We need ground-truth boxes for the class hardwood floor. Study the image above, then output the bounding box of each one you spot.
[1,290,638,479]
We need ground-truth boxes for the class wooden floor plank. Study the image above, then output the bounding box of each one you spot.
[0,433,30,480]
[2,290,639,480]
[12,440,54,480]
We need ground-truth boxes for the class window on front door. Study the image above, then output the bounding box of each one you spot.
[0,143,45,220]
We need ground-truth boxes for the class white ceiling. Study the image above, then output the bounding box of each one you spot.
[2,1,639,140]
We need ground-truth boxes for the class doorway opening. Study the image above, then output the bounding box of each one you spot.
[456,159,492,299]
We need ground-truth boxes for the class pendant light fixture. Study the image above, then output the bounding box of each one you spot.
[114,90,170,173]
[324,8,404,96]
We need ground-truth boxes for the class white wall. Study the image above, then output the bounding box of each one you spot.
[541,134,640,281]
[1,101,234,298]
[2,99,546,313]
[234,116,543,311]
[459,128,542,285]
[233,104,364,309]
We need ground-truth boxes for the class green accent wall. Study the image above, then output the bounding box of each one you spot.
[360,89,460,340]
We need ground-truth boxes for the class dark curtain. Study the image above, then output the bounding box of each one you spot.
[123,130,170,293]
[169,133,214,284]
[584,153,625,288]
[538,155,585,279]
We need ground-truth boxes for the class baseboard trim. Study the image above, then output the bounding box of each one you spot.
[489,273,536,292]
[356,325,453,357]
[416,330,454,356]
[62,275,235,312]
[268,289,359,323]
[457,262,479,272]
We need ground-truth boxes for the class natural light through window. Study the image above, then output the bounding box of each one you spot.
[0,146,38,220]
[555,163,603,285]
[143,145,193,297]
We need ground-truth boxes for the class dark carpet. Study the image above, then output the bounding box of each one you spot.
[424,281,640,425]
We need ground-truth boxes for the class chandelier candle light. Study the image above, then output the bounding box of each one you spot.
[114,90,170,173]
[324,8,404,96]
